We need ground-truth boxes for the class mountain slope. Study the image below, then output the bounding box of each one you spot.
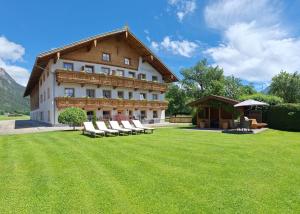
[0,68,29,113]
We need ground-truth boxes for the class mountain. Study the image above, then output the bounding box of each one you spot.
[0,68,29,113]
[261,86,270,94]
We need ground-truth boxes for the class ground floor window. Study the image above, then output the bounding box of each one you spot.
[40,111,44,121]
[153,110,158,118]
[87,111,93,121]
[141,110,146,119]
[48,110,50,122]
[103,111,111,120]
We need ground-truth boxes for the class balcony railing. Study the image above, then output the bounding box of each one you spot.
[55,97,168,110]
[55,70,168,93]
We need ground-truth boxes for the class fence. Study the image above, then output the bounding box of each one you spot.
[169,116,192,123]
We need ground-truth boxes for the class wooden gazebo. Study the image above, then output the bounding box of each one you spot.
[189,95,240,129]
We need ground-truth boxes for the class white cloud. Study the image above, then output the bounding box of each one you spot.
[168,0,196,22]
[151,36,198,57]
[203,0,300,83]
[204,0,280,29]
[0,36,29,86]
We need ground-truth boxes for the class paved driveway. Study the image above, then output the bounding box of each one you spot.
[0,120,73,135]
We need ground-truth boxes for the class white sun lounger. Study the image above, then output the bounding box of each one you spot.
[109,121,132,135]
[132,120,155,133]
[83,122,105,137]
[121,121,144,134]
[95,121,119,136]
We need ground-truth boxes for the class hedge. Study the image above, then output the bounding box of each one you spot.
[266,104,300,131]
[239,93,283,105]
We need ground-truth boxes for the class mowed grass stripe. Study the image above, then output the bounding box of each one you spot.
[0,127,299,213]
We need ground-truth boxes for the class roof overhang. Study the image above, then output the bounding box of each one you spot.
[24,27,178,97]
[188,95,239,107]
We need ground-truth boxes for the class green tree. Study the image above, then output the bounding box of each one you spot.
[181,59,256,100]
[166,84,192,116]
[181,59,225,98]
[58,107,87,130]
[224,76,255,99]
[269,71,300,103]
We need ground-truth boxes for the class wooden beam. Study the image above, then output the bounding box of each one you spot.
[54,52,60,64]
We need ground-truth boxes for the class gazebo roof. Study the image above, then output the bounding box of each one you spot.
[234,99,269,107]
[188,95,239,107]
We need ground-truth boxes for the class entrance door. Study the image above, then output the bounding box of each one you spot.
[210,108,219,128]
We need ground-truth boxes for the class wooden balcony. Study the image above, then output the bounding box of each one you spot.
[55,97,168,110]
[55,70,168,93]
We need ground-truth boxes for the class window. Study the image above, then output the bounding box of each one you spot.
[63,62,74,71]
[64,88,75,97]
[128,71,135,78]
[153,111,158,118]
[48,110,50,122]
[40,112,44,121]
[40,94,43,103]
[138,73,146,80]
[141,110,146,119]
[128,92,133,100]
[86,89,95,98]
[85,65,94,73]
[44,91,46,102]
[103,90,111,98]
[152,94,158,100]
[152,76,158,82]
[102,53,110,62]
[101,67,110,75]
[124,57,131,65]
[115,69,124,77]
[117,91,124,99]
[47,88,50,99]
[86,111,94,121]
[140,93,147,100]
[103,111,111,120]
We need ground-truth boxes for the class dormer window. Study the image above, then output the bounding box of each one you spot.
[124,57,131,65]
[102,53,110,62]
[63,62,73,71]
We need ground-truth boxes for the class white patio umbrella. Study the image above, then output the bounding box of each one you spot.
[234,99,269,108]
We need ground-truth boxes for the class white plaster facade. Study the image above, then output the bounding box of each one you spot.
[30,57,167,125]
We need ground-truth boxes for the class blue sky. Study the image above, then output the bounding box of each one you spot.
[1,0,300,90]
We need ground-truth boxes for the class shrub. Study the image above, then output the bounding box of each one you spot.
[266,104,300,131]
[58,107,87,130]
[239,93,283,105]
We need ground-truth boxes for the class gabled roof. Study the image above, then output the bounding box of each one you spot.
[188,95,239,106]
[24,26,178,97]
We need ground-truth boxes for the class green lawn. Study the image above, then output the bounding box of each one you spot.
[0,127,299,213]
[0,115,29,121]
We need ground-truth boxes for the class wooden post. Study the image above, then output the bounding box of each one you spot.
[208,107,211,128]
[218,107,221,129]
[196,108,199,127]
